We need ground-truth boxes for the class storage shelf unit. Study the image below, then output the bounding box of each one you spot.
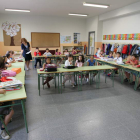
[61,46,84,54]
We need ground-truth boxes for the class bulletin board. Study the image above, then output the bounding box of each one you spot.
[31,32,60,48]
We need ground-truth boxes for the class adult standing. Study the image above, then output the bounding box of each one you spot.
[20,38,32,70]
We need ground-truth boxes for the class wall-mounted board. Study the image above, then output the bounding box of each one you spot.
[31,32,60,48]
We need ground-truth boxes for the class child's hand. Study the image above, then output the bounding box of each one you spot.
[0,89,6,95]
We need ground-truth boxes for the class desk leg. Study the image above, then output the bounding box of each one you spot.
[55,73,57,88]
[21,100,28,133]
[134,73,139,91]
[98,71,100,89]
[58,73,60,93]
[38,74,40,96]
[60,73,62,94]
[78,73,80,91]
[112,70,114,87]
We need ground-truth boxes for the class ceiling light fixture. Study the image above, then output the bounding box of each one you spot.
[5,9,30,12]
[83,2,109,8]
[68,13,87,17]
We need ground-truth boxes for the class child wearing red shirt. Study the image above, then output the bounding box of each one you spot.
[34,47,42,68]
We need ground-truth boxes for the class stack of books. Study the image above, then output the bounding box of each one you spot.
[0,79,22,91]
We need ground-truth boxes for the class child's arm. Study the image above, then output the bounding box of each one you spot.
[43,63,46,69]
[0,89,6,94]
[130,60,138,65]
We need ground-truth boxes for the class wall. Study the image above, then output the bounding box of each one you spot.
[102,12,140,44]
[0,14,87,55]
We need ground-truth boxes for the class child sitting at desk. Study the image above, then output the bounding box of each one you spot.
[124,54,138,83]
[114,52,122,64]
[34,47,42,68]
[64,49,69,56]
[62,54,75,87]
[86,55,96,83]
[99,50,105,57]
[0,89,14,140]
[43,49,52,57]
[43,57,53,88]
[6,52,15,63]
[75,55,84,67]
[55,49,61,55]
[72,48,77,55]
[108,52,114,58]
[3,56,11,68]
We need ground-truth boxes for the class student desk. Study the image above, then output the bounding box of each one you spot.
[95,58,140,90]
[0,86,28,133]
[37,65,116,95]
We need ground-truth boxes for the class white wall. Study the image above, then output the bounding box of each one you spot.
[0,14,86,42]
[102,12,140,43]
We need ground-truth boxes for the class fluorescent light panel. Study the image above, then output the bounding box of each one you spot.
[5,9,30,12]
[83,2,109,8]
[69,13,87,17]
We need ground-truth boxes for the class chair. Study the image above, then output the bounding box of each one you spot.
[0,115,10,136]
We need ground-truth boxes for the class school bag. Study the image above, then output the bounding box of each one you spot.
[2,70,16,77]
[45,64,57,72]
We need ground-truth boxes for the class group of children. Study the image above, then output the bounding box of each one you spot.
[42,54,96,88]
[0,55,15,140]
[34,47,78,68]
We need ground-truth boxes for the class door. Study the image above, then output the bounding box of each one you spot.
[88,31,95,55]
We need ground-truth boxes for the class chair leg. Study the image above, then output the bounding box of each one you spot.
[0,117,10,136]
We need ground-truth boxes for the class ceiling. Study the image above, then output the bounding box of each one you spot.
[0,0,140,18]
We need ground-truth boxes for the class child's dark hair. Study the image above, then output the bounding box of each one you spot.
[36,47,39,49]
[131,54,137,58]
[78,55,84,63]
[6,51,11,55]
[46,48,49,51]
[65,49,68,52]
[56,49,58,52]
[6,53,10,58]
[0,56,5,69]
[68,54,73,58]
[117,52,121,55]
[109,51,113,55]
[11,51,14,54]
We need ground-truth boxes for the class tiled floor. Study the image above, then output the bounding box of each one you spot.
[2,68,140,140]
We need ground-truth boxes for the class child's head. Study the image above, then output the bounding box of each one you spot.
[131,54,137,61]
[100,50,104,54]
[65,49,68,52]
[68,54,73,61]
[46,57,51,64]
[6,53,10,59]
[36,47,39,52]
[46,48,49,53]
[56,49,58,52]
[90,55,94,61]
[11,51,14,56]
[0,56,5,69]
[109,51,113,57]
[72,48,75,51]
[3,56,7,63]
[78,55,84,63]
[126,55,132,61]
[21,38,27,44]
[116,52,121,58]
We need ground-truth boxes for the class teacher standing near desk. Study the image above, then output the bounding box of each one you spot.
[20,38,32,71]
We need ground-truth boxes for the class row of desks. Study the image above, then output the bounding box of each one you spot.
[94,58,140,90]
[0,61,28,133]
[37,65,116,95]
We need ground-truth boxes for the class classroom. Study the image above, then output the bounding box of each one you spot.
[0,0,140,140]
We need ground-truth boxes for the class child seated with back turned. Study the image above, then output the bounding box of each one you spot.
[62,54,75,87]
[34,47,42,68]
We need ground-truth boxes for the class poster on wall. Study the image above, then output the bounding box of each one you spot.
[1,22,21,46]
[60,35,71,43]
[103,33,140,40]
[73,33,80,44]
